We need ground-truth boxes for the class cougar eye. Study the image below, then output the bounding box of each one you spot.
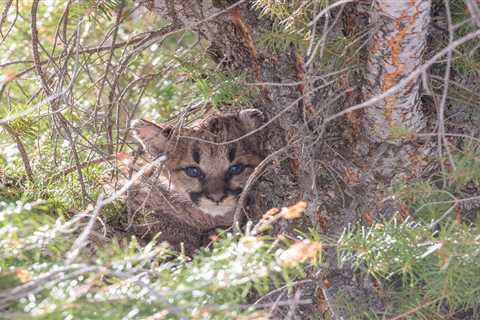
[228,164,244,175]
[185,166,202,178]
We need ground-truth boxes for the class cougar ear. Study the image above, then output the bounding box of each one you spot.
[238,109,265,132]
[207,117,223,133]
[132,119,172,156]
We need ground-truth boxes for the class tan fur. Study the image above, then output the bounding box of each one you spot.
[118,109,265,253]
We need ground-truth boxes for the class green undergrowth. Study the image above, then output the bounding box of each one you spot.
[1,145,480,319]
[338,218,480,319]
[335,144,480,319]
[0,198,321,319]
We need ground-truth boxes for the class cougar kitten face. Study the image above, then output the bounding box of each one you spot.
[132,109,265,217]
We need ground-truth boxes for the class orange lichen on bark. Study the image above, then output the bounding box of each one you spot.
[294,52,315,116]
[230,8,262,83]
[344,166,360,184]
[455,207,462,224]
[340,73,362,133]
[383,10,408,124]
[398,203,411,220]
[316,289,330,316]
[407,149,420,177]
[316,213,330,233]
[295,52,305,93]
[371,33,381,53]
[287,128,301,176]
[361,211,374,225]
[382,3,419,127]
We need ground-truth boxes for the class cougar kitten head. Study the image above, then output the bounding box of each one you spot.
[132,109,265,217]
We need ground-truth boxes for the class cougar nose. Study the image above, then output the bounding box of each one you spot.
[207,192,226,204]
[206,178,227,204]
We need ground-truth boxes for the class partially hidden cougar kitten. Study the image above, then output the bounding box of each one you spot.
[123,109,265,253]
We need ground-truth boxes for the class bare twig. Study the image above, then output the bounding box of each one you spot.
[233,146,290,230]
[389,296,447,320]
[0,123,34,181]
[0,0,17,46]
[437,0,455,187]
[323,28,480,124]
[31,0,90,204]
[65,193,105,264]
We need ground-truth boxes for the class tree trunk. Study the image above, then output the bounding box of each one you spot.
[349,0,433,222]
[363,0,430,143]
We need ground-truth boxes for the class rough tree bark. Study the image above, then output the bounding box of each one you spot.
[137,0,433,316]
[349,0,432,223]
[363,0,430,143]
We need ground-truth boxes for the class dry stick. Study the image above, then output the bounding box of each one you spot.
[0,123,34,181]
[50,154,117,181]
[113,40,169,155]
[115,33,202,152]
[431,194,480,226]
[0,29,156,68]
[0,0,16,46]
[253,280,313,306]
[465,0,480,28]
[429,203,457,228]
[63,155,166,265]
[240,299,312,310]
[93,1,124,137]
[307,1,319,57]
[113,37,199,152]
[389,296,447,320]
[0,69,79,125]
[245,68,352,87]
[57,0,72,46]
[308,0,355,28]
[177,28,480,148]
[0,59,34,68]
[321,285,341,320]
[0,0,13,36]
[104,23,179,155]
[0,26,176,102]
[30,0,90,204]
[429,74,480,100]
[323,28,480,124]
[1,0,246,119]
[47,16,176,59]
[408,186,480,227]
[65,193,105,264]
[233,146,290,230]
[135,280,188,320]
[104,0,250,153]
[0,264,98,308]
[306,2,345,67]
[418,132,480,145]
[285,290,303,320]
[438,0,456,188]
[268,290,287,316]
[188,299,312,316]
[116,79,151,153]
